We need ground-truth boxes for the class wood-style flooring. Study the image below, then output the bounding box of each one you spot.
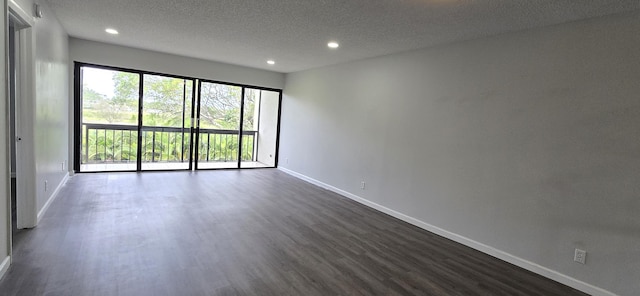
[0,169,588,296]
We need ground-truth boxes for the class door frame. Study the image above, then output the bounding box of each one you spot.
[74,63,197,172]
[9,0,37,230]
[138,73,196,171]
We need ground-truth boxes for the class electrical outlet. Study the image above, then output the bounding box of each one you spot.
[286,158,289,164]
[360,181,366,190]
[574,248,586,264]
[44,180,48,192]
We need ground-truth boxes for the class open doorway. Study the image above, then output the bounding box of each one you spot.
[9,15,21,242]
[9,22,18,237]
[8,2,37,243]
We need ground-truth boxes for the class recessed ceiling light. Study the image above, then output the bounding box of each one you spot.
[267,60,275,65]
[105,28,119,35]
[327,42,339,49]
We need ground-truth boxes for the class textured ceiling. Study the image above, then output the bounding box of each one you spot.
[46,0,639,73]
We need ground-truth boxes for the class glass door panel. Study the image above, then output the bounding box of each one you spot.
[141,74,194,171]
[197,82,242,169]
[241,89,280,168]
[77,64,282,172]
[80,67,140,172]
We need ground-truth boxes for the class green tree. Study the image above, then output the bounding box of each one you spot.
[82,72,259,165]
[82,88,105,109]
[199,83,243,129]
[82,72,139,124]
[142,75,192,127]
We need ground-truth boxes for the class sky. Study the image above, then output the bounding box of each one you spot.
[83,67,115,97]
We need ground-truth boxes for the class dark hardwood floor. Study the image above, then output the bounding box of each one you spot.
[0,169,587,296]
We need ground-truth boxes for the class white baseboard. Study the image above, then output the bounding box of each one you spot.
[0,256,10,281]
[278,167,617,296]
[37,173,70,224]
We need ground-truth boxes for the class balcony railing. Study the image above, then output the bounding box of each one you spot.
[82,123,256,165]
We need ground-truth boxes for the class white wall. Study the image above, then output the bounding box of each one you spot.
[280,11,640,296]
[1,0,11,276]
[33,0,68,216]
[0,0,69,278]
[11,0,30,14]
[9,28,15,175]
[256,91,279,166]
[69,38,285,89]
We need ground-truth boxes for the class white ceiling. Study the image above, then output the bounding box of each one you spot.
[46,0,639,73]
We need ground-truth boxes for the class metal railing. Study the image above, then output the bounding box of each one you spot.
[197,128,256,162]
[82,123,256,164]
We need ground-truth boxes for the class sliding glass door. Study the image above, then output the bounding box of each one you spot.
[79,67,140,172]
[196,81,242,169]
[240,88,280,168]
[141,75,194,171]
[75,63,282,173]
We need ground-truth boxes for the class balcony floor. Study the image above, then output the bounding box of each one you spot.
[80,161,272,172]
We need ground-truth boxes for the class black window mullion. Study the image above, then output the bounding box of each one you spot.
[189,79,197,170]
[136,73,144,171]
[237,87,245,169]
[73,64,82,172]
[255,90,262,162]
[274,91,283,168]
[193,80,202,170]
[181,80,186,163]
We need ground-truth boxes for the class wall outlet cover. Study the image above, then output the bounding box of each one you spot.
[574,248,587,264]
